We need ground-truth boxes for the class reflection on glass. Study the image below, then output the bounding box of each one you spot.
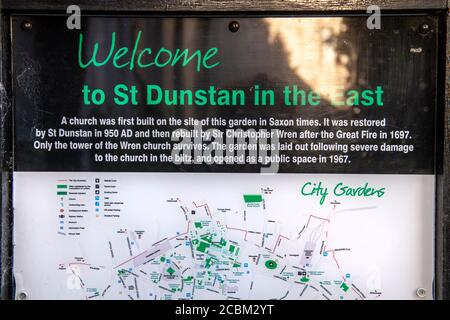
[264,18,354,105]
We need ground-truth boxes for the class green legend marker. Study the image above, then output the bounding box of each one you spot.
[194,222,203,229]
[340,282,349,292]
[265,260,277,270]
[243,194,263,203]
[57,191,67,195]
[167,267,175,275]
[57,185,67,189]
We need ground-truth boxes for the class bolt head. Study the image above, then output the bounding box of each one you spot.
[17,292,28,300]
[21,20,33,31]
[419,23,431,35]
[228,21,240,33]
[416,288,426,298]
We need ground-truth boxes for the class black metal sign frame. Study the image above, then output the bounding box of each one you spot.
[0,0,448,300]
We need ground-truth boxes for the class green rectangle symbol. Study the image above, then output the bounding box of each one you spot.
[243,195,263,203]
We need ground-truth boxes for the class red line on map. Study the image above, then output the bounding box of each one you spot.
[323,249,341,269]
[68,262,90,267]
[332,252,341,269]
[226,226,248,241]
[114,221,192,269]
[271,235,290,254]
[193,202,212,218]
[227,226,290,253]
[113,250,149,269]
[168,221,191,241]
[306,215,330,228]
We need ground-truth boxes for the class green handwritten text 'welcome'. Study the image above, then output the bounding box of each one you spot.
[78,31,220,72]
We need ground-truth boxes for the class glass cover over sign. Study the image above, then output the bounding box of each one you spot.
[12,16,437,299]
